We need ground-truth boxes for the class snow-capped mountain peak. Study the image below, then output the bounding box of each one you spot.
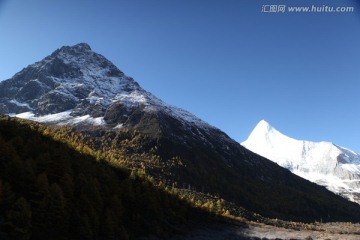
[242,120,360,204]
[245,119,291,145]
[0,43,214,137]
[251,119,275,135]
[243,120,345,170]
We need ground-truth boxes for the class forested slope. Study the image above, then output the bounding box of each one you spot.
[0,116,204,240]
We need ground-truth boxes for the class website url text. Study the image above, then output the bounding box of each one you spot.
[261,5,355,13]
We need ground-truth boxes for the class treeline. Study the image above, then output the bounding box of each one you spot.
[39,120,360,223]
[0,117,202,240]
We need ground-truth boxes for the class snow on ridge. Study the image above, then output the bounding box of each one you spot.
[141,90,212,128]
[63,115,105,126]
[111,88,212,129]
[11,85,211,131]
[9,100,33,110]
[15,112,37,119]
[15,111,72,123]
[114,123,124,129]
[12,74,211,132]
[14,111,105,127]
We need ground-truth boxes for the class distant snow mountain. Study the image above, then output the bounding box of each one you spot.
[242,120,360,204]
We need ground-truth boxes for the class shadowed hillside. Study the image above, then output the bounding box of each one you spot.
[0,116,211,240]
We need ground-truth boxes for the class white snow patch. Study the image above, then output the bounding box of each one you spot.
[15,112,36,119]
[14,111,105,126]
[62,115,105,126]
[15,111,72,123]
[92,117,105,125]
[36,111,73,122]
[9,100,33,110]
[114,123,124,129]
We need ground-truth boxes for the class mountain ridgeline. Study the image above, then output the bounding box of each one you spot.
[1,43,360,232]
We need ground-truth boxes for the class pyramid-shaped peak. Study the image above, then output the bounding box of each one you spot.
[63,43,92,51]
[74,43,92,50]
[50,43,93,58]
[243,119,286,146]
[254,119,275,133]
[258,119,272,128]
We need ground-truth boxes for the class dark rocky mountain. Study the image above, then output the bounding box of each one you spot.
[0,43,139,118]
[2,43,360,222]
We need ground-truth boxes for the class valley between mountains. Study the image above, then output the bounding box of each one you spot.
[1,43,360,239]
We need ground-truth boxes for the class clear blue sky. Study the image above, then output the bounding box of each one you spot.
[1,0,360,152]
